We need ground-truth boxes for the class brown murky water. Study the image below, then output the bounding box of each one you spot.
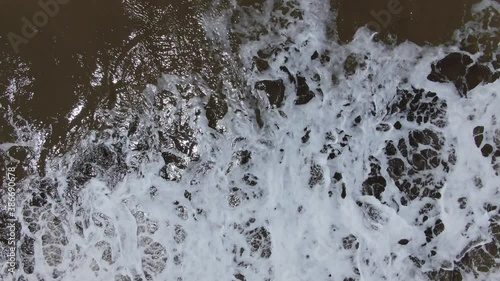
[0,0,481,152]
[334,0,480,44]
[0,0,222,169]
[0,1,499,280]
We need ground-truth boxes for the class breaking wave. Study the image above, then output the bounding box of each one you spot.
[1,0,499,280]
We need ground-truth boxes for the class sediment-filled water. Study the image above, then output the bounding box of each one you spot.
[1,1,499,280]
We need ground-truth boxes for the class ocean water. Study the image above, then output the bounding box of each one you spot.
[1,0,499,280]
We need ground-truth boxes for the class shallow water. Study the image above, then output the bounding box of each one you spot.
[0,0,499,280]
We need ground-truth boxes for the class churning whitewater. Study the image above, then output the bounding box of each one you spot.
[1,0,499,280]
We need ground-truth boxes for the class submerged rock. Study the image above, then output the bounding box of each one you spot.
[245,227,272,259]
[68,143,126,189]
[427,52,494,96]
[362,157,386,200]
[294,75,315,105]
[205,92,228,130]
[255,79,285,107]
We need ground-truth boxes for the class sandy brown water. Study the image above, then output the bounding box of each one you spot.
[334,0,480,44]
[0,0,216,171]
[0,1,499,280]
[0,0,483,153]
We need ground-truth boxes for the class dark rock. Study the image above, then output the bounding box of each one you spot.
[388,88,447,128]
[184,190,191,201]
[327,149,341,160]
[376,123,391,132]
[424,219,444,242]
[228,190,241,208]
[344,54,365,77]
[331,74,339,85]
[398,239,409,245]
[320,52,331,64]
[465,64,492,91]
[385,141,397,156]
[387,158,405,178]
[400,197,408,206]
[21,235,35,274]
[410,129,441,150]
[362,176,386,200]
[362,157,387,200]
[428,53,473,82]
[245,227,272,259]
[162,152,186,168]
[459,246,496,273]
[411,149,439,171]
[473,126,484,135]
[427,268,462,281]
[234,273,246,281]
[89,145,116,169]
[481,144,493,157]
[458,197,467,209]
[235,150,251,165]
[398,139,408,157]
[30,178,58,206]
[341,135,351,147]
[238,0,265,7]
[484,203,497,212]
[205,92,228,130]
[7,146,28,162]
[0,215,20,245]
[243,173,258,186]
[255,80,285,107]
[312,73,321,82]
[297,205,303,213]
[309,164,324,187]
[354,116,362,126]
[342,234,359,250]
[433,219,445,237]
[311,51,319,60]
[30,192,47,207]
[174,225,187,243]
[127,115,139,137]
[294,76,315,105]
[253,56,269,72]
[428,52,493,96]
[159,152,187,182]
[341,184,346,199]
[68,144,126,188]
[409,255,426,268]
[280,66,295,83]
[302,128,311,143]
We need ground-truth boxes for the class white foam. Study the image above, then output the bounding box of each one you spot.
[1,0,499,281]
